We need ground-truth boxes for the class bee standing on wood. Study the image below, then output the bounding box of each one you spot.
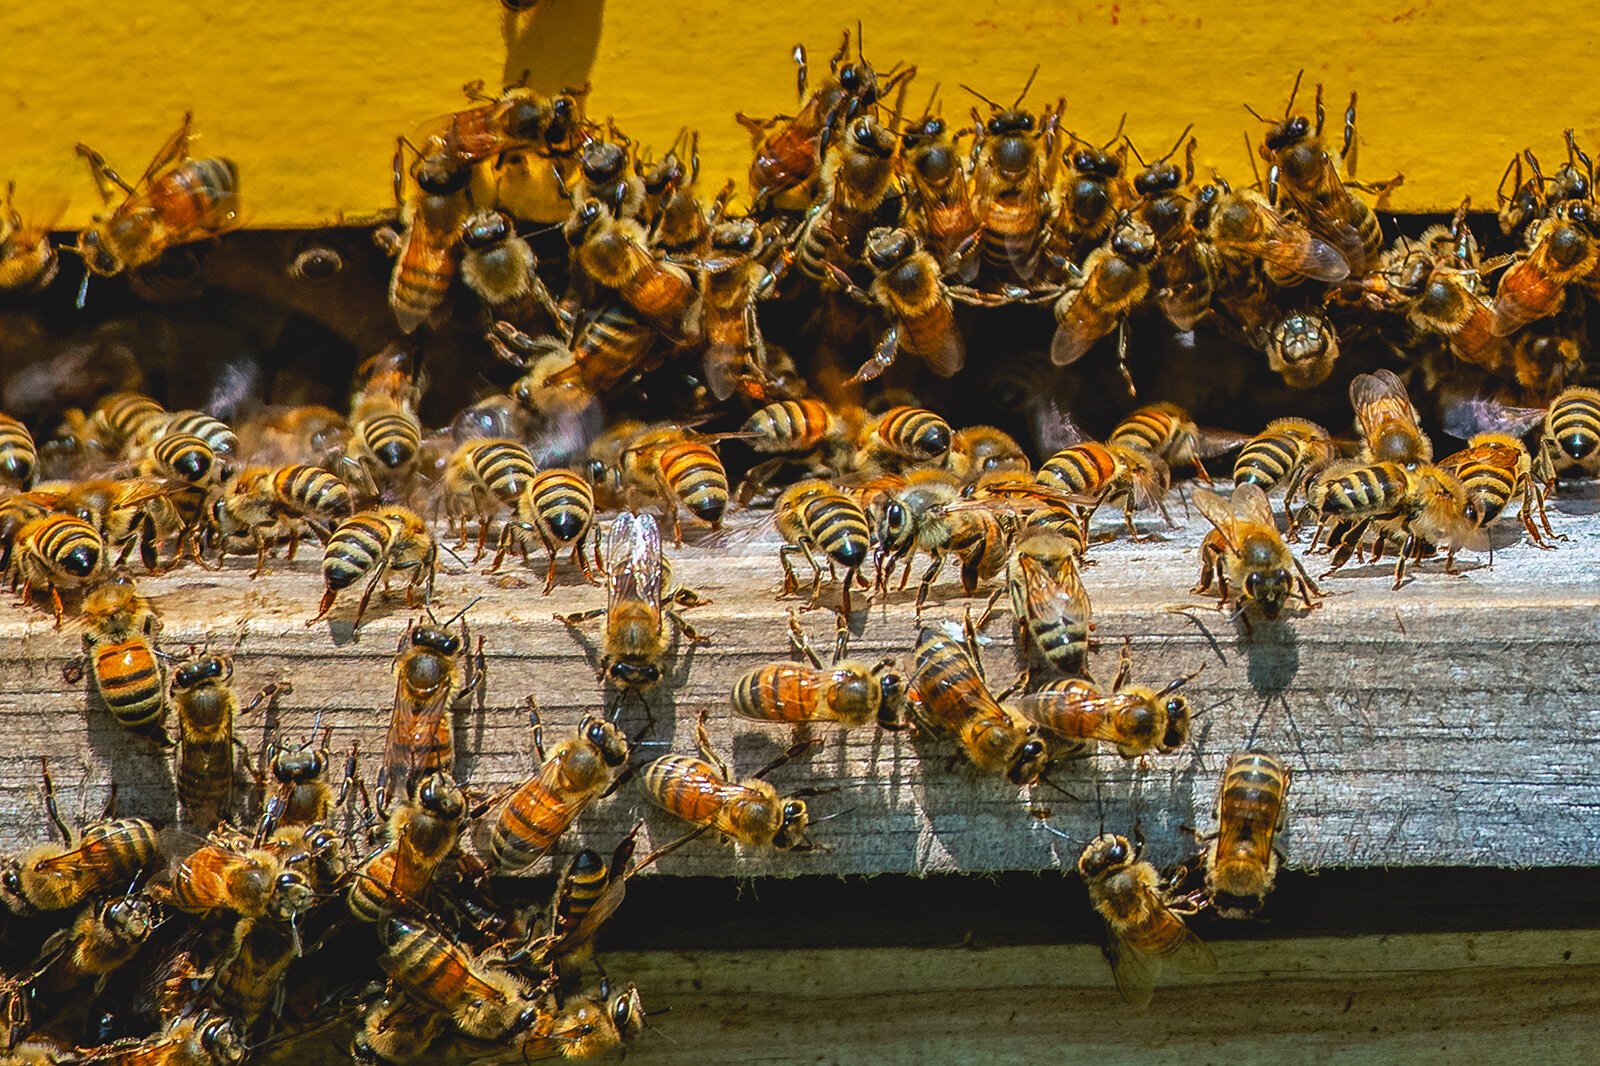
[1192,483,1324,620]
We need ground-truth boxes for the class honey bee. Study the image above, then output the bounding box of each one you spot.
[858,405,952,469]
[1202,184,1350,285]
[1437,433,1556,546]
[348,770,466,921]
[875,469,1014,613]
[1108,403,1246,483]
[74,113,241,283]
[1492,201,1599,336]
[1192,483,1323,620]
[1252,75,1394,275]
[1544,385,1600,479]
[533,302,663,398]
[60,392,170,461]
[566,199,702,345]
[900,112,980,272]
[617,425,733,543]
[0,416,38,490]
[909,624,1047,784]
[54,477,189,574]
[965,70,1051,284]
[1264,309,1340,389]
[1349,368,1432,465]
[1129,131,1215,330]
[87,1011,247,1066]
[642,709,823,849]
[1309,460,1488,588]
[809,114,900,266]
[440,437,537,550]
[207,463,354,574]
[459,209,564,334]
[380,617,482,807]
[960,474,1091,556]
[9,513,104,622]
[774,480,871,614]
[309,507,437,632]
[351,992,449,1066]
[31,893,155,995]
[259,728,349,836]
[171,653,266,829]
[945,426,1029,482]
[376,916,537,1040]
[76,577,168,741]
[692,218,774,403]
[1017,652,1198,764]
[1046,123,1131,269]
[159,410,241,466]
[493,468,597,593]
[1234,417,1342,528]
[1005,527,1091,679]
[738,30,903,210]
[154,834,315,923]
[1049,219,1156,392]
[1202,751,1291,918]
[561,512,707,701]
[211,914,298,1027]
[1035,440,1172,538]
[641,131,715,255]
[732,609,908,731]
[384,148,473,334]
[832,227,966,384]
[1077,832,1215,1009]
[140,432,220,491]
[0,764,159,916]
[505,982,647,1061]
[574,137,646,221]
[0,181,65,292]
[478,710,629,872]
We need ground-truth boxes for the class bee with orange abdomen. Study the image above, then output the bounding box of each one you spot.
[1035,439,1172,537]
[1395,260,1507,374]
[691,218,775,402]
[10,512,102,617]
[1349,368,1432,466]
[1193,483,1323,620]
[831,227,965,385]
[423,79,553,169]
[351,991,449,1066]
[0,415,37,490]
[0,181,65,292]
[737,30,904,210]
[1078,832,1216,1009]
[566,199,702,345]
[1108,403,1246,483]
[859,405,952,469]
[348,771,465,922]
[910,625,1047,784]
[207,463,354,573]
[1251,76,1393,275]
[1049,220,1155,391]
[1,764,158,916]
[310,507,437,632]
[1544,385,1600,480]
[477,711,630,872]
[733,610,908,731]
[774,480,871,614]
[380,619,481,807]
[31,892,155,995]
[440,437,537,550]
[74,113,241,281]
[74,577,167,741]
[561,512,707,700]
[618,425,733,542]
[459,209,564,334]
[171,654,264,829]
[542,301,663,397]
[384,148,473,334]
[945,426,1029,482]
[154,834,315,923]
[643,709,823,849]
[1016,641,1199,759]
[900,112,980,272]
[493,468,597,593]
[1493,200,1599,336]
[1202,751,1291,918]
[1006,528,1090,679]
[966,70,1052,284]
[378,916,538,1040]
[1438,433,1556,547]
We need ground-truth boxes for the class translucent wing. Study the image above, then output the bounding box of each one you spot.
[1049,293,1106,366]
[1439,393,1546,442]
[1229,481,1278,528]
[1261,232,1351,283]
[912,315,966,378]
[607,512,663,615]
[1154,912,1218,974]
[1032,397,1091,454]
[1105,928,1159,1010]
[1193,426,1252,459]
[1018,552,1090,632]
[1189,487,1238,544]
[1014,689,1145,744]
[382,677,453,800]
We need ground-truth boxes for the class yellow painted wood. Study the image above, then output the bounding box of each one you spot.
[3,0,1593,225]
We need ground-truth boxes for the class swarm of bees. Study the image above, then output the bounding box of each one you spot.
[4,24,1600,1061]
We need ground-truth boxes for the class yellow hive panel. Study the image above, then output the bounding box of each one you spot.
[2,0,1594,225]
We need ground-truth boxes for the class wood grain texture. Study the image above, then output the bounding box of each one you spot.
[3,487,1599,874]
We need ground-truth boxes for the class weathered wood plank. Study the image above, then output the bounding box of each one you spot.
[3,488,1599,872]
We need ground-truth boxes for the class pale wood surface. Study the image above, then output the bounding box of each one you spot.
[4,486,1599,873]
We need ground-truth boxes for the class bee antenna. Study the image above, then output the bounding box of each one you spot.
[1158,124,1194,164]
[958,83,1001,111]
[439,596,483,630]
[1012,65,1041,110]
[1124,137,1147,167]
[1242,102,1271,124]
[1284,69,1305,118]
[1103,113,1128,150]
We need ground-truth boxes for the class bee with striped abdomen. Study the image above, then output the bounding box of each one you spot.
[858,405,952,471]
[1005,527,1091,680]
[1049,219,1156,393]
[909,623,1047,785]
[1108,403,1247,483]
[207,463,354,574]
[348,770,466,922]
[377,916,538,1040]
[74,576,168,742]
[1234,417,1341,530]
[732,609,908,731]
[618,424,734,544]
[693,217,776,403]
[1015,640,1199,759]
[154,832,315,924]
[1309,460,1488,588]
[1035,439,1172,539]
[439,437,537,553]
[172,654,281,830]
[1349,368,1432,466]
[1201,751,1291,918]
[774,479,871,615]
[0,415,38,489]
[383,147,473,334]
[833,227,966,385]
[1543,385,1600,481]
[566,199,702,346]
[493,468,597,593]
[1438,433,1556,547]
[141,432,220,490]
[1192,483,1323,620]
[10,514,103,624]
[642,709,824,850]
[379,618,482,808]
[477,709,630,872]
[309,507,437,633]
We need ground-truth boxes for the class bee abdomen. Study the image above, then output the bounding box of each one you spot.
[91,641,164,732]
[470,440,537,506]
[274,464,353,518]
[731,664,811,722]
[659,442,728,524]
[1234,435,1297,490]
[1037,443,1114,495]
[323,513,396,591]
[488,783,574,867]
[0,414,38,488]
[527,469,594,543]
[358,411,422,470]
[744,399,830,452]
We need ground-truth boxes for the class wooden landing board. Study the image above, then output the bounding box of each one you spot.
[2,488,1598,873]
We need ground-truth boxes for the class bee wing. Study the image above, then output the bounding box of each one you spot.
[29,829,150,881]
[1018,552,1090,628]
[1435,443,1494,476]
[1128,455,1172,511]
[1048,296,1103,366]
[916,317,966,378]
[1013,690,1139,744]
[383,679,452,798]
[1031,396,1090,454]
[1155,912,1219,974]
[1189,487,1239,544]
[1262,233,1350,283]
[608,512,663,615]
[1104,928,1159,1010]
[1155,285,1206,332]
[1192,426,1251,459]
[1229,481,1278,528]
[1348,368,1412,419]
[1438,393,1546,442]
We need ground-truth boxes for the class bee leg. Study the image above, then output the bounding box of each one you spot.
[38,757,70,843]
[666,609,707,645]
[572,534,600,588]
[692,711,731,780]
[787,608,825,669]
[974,588,1004,632]
[913,555,945,619]
[49,585,65,629]
[559,607,607,628]
[1113,640,1134,690]
[1292,555,1325,607]
[777,544,805,596]
[1391,536,1414,590]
